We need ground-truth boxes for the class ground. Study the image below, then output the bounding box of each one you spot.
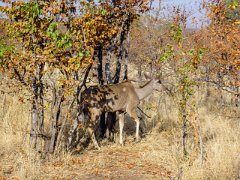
[0,136,173,179]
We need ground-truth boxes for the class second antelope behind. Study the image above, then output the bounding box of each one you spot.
[69,78,161,149]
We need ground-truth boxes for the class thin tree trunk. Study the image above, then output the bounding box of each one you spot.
[30,78,38,149]
[217,72,224,108]
[49,92,64,153]
[236,86,239,107]
[105,39,115,84]
[96,45,107,138]
[123,30,130,80]
[114,31,124,84]
[116,17,131,82]
[180,93,188,157]
[182,106,187,156]
[30,64,45,151]
[97,45,104,86]
[38,64,44,134]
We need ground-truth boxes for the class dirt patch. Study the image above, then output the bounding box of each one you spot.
[0,139,172,179]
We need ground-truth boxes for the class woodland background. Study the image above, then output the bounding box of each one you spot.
[0,0,239,179]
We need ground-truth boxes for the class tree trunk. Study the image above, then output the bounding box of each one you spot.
[105,39,115,84]
[181,104,187,156]
[48,90,64,153]
[30,64,45,152]
[97,45,104,85]
[123,30,130,80]
[180,88,188,157]
[30,78,38,149]
[96,45,107,138]
[114,30,124,83]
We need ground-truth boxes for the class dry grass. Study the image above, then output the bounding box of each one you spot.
[0,93,41,179]
[0,86,239,179]
[182,107,240,179]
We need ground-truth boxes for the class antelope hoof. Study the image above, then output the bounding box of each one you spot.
[94,143,101,150]
[119,139,124,146]
[95,145,101,150]
[135,137,141,143]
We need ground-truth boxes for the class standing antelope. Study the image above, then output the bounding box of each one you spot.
[69,78,161,149]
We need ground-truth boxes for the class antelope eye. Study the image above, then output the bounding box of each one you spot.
[158,80,162,84]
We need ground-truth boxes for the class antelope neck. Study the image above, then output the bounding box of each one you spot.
[134,80,154,100]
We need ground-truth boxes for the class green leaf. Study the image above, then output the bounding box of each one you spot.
[187,49,194,56]
[197,48,205,60]
[159,44,174,63]
[85,51,90,57]
[101,9,107,15]
[78,51,84,58]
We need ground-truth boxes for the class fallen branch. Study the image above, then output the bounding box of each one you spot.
[137,106,151,118]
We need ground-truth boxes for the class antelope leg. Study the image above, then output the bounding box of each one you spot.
[119,113,124,145]
[87,127,100,150]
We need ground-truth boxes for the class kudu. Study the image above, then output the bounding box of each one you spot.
[69,78,161,149]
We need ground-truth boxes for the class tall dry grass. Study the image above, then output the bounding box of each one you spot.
[183,108,240,179]
[139,85,240,179]
[0,93,43,179]
[0,83,239,179]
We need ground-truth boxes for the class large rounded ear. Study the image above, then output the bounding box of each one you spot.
[143,72,151,80]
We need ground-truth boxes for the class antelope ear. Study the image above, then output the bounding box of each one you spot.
[143,72,151,80]
[157,79,162,84]
[154,78,161,84]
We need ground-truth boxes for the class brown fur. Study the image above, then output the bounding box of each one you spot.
[76,79,161,149]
